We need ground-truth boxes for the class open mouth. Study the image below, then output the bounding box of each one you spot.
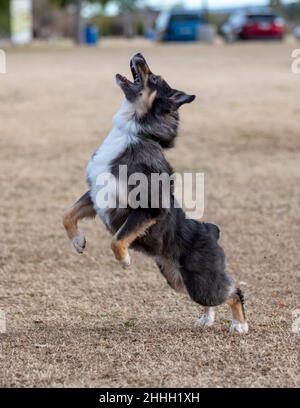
[130,59,141,84]
[116,56,142,87]
[115,73,132,85]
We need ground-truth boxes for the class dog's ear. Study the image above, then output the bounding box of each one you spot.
[171,90,196,110]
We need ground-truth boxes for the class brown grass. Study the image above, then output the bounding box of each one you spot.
[0,39,299,388]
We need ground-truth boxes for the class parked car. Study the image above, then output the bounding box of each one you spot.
[295,26,300,40]
[155,10,204,42]
[221,9,285,42]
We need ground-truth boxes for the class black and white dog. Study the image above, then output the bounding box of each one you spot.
[63,53,248,334]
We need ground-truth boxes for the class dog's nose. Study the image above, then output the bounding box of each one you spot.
[132,53,151,74]
[133,52,144,61]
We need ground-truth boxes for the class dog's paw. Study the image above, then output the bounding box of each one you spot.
[120,252,131,269]
[194,313,215,328]
[229,319,249,334]
[72,232,86,254]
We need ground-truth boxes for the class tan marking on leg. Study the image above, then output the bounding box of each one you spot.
[111,218,156,265]
[111,240,128,262]
[63,202,95,241]
[228,297,245,323]
[63,192,95,252]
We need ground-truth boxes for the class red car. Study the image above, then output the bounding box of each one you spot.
[222,10,285,41]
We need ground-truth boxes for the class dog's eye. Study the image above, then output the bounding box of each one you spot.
[150,75,158,84]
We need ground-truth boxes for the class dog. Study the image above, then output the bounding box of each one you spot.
[63,53,248,334]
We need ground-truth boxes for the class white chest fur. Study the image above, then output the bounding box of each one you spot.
[86,100,137,227]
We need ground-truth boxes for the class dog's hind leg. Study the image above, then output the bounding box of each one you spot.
[194,307,215,328]
[156,257,186,293]
[111,211,157,268]
[228,288,248,334]
[63,191,96,254]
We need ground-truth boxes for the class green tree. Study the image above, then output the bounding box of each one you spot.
[116,0,139,11]
[115,0,139,38]
[269,0,283,12]
[0,0,10,36]
[53,0,111,43]
[286,1,300,20]
[53,0,140,41]
[202,0,209,23]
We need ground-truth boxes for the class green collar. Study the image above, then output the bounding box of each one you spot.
[141,133,160,145]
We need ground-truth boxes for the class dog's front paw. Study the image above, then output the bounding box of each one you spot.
[111,239,131,269]
[72,232,86,254]
[229,319,249,334]
[121,252,131,269]
[194,313,215,328]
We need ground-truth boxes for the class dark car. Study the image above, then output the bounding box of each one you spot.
[155,10,204,42]
[221,9,285,42]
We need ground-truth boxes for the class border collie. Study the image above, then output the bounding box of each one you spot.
[63,53,248,334]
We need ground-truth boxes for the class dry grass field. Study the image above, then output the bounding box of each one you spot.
[0,39,299,388]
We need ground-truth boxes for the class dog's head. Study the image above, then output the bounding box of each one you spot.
[116,53,196,148]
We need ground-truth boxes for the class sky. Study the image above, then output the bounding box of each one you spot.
[86,0,292,17]
[144,0,269,10]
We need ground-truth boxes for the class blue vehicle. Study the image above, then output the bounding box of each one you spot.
[155,10,204,42]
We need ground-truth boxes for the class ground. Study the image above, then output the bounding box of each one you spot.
[0,39,299,388]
